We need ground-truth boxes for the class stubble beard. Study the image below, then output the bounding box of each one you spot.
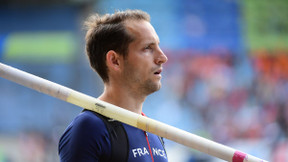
[140,78,161,96]
[123,67,161,97]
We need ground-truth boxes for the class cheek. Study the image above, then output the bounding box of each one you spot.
[126,54,153,75]
[137,58,153,70]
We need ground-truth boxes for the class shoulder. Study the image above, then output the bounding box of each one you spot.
[59,110,110,145]
[72,110,106,131]
[63,110,110,142]
[59,110,111,161]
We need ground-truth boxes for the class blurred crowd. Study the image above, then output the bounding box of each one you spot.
[157,50,288,161]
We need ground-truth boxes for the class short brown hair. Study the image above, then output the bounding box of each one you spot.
[84,9,150,82]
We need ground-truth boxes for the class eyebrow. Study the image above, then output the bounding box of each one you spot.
[144,39,160,46]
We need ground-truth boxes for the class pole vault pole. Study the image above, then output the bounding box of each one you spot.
[0,62,267,162]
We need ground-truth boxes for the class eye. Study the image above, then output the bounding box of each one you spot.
[144,45,153,51]
[144,45,152,50]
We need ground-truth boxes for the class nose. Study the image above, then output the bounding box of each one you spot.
[155,48,168,65]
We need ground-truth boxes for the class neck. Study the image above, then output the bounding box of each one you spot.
[98,83,146,114]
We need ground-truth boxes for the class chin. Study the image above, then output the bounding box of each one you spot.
[142,80,162,95]
[156,83,161,91]
[150,83,162,93]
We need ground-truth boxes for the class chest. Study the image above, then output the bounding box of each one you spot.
[123,124,168,162]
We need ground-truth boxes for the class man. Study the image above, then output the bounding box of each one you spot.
[59,9,168,162]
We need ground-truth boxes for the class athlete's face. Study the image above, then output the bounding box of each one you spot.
[122,20,168,95]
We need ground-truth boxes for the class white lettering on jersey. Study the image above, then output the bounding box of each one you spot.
[152,147,166,158]
[143,147,149,155]
[132,147,149,157]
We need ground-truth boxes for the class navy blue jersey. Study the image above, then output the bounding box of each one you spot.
[58,110,168,162]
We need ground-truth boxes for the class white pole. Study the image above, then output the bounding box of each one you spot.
[0,62,268,162]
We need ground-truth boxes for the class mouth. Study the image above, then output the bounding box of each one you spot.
[154,69,162,76]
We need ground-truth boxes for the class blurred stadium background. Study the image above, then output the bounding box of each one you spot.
[0,0,288,161]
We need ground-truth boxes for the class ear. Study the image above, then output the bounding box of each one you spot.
[106,50,122,71]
